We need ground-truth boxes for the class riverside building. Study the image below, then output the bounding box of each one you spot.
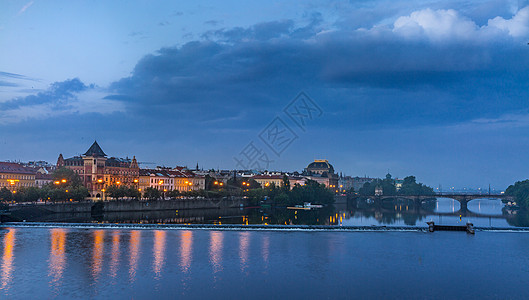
[303,159,339,192]
[0,162,36,191]
[57,141,140,199]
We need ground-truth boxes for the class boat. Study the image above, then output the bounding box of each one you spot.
[427,221,475,234]
[286,202,323,210]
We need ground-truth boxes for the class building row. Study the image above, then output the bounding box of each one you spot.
[1,141,379,200]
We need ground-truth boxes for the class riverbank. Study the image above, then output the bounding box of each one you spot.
[3,197,249,222]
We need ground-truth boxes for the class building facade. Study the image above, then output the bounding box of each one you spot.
[0,162,36,191]
[57,141,139,199]
[304,159,339,192]
[252,175,284,188]
[140,168,205,194]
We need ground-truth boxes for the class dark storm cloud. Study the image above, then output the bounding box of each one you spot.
[0,78,91,110]
[109,6,529,130]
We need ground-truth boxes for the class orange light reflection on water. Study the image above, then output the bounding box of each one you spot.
[91,230,105,281]
[180,231,192,273]
[48,228,66,287]
[209,231,223,274]
[152,230,166,279]
[109,231,120,279]
[0,229,16,291]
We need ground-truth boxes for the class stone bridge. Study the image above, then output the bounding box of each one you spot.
[358,194,513,211]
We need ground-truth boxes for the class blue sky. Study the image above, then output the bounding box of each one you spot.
[1,0,529,189]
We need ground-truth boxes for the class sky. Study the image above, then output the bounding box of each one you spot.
[1,0,529,189]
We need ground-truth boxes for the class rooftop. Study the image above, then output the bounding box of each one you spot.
[0,162,35,175]
[83,140,107,157]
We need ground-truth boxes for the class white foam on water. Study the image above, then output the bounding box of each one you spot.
[2,222,529,232]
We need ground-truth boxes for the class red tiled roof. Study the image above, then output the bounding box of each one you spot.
[0,162,35,175]
[252,175,284,180]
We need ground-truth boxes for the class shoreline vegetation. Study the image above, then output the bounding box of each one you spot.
[0,168,436,205]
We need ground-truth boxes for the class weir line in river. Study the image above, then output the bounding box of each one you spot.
[1,222,529,232]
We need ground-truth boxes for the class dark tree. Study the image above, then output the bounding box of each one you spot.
[144,187,161,200]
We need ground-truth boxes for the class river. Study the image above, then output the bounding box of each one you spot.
[0,227,528,299]
[13,198,528,228]
[1,198,528,299]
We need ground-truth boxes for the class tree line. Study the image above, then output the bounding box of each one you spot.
[505,180,529,209]
[358,174,435,196]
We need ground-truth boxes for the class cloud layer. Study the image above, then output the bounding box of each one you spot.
[2,2,529,187]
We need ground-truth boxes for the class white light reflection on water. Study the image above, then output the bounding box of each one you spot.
[129,230,141,283]
[467,199,504,215]
[262,234,270,265]
[239,231,250,274]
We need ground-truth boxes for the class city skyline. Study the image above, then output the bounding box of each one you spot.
[2,0,529,189]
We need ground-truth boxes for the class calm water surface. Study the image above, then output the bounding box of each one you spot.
[0,227,529,299]
[28,198,529,228]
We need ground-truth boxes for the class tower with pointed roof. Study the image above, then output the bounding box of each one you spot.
[57,154,64,168]
[57,141,139,200]
[83,140,107,157]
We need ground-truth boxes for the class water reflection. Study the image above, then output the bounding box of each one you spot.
[48,228,66,288]
[9,196,529,228]
[435,198,461,213]
[262,234,269,265]
[129,230,141,282]
[109,231,120,279]
[239,232,250,273]
[92,230,105,282]
[179,231,192,273]
[152,230,166,279]
[0,229,16,291]
[209,231,223,274]
[468,199,504,215]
